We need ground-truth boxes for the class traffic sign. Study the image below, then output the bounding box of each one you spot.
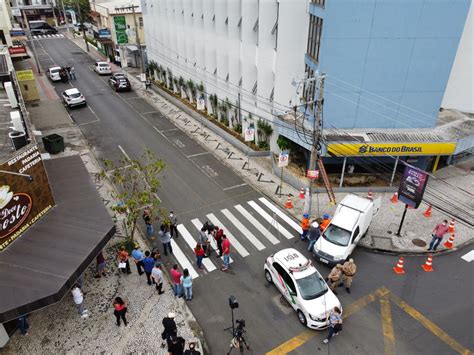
[244,127,255,142]
[278,151,289,167]
[307,170,319,179]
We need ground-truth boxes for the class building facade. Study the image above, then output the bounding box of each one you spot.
[11,0,57,27]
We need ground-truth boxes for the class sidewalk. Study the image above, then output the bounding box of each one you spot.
[67,33,473,255]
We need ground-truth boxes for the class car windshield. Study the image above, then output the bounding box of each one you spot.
[51,69,60,74]
[322,225,351,246]
[295,271,328,300]
[70,92,81,98]
[99,64,109,67]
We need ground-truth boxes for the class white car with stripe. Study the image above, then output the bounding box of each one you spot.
[264,248,341,329]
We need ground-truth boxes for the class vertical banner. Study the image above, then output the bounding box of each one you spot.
[114,16,128,44]
[398,166,429,208]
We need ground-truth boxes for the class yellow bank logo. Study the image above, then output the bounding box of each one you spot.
[328,142,456,156]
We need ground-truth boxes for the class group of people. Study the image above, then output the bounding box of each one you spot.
[300,213,331,251]
[162,312,201,355]
[143,209,179,257]
[326,259,357,294]
[194,221,231,271]
[60,66,76,83]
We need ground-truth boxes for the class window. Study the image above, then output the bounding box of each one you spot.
[303,65,315,110]
[311,0,325,7]
[139,17,143,27]
[352,226,360,244]
[252,81,257,95]
[269,88,274,102]
[273,263,296,294]
[307,15,323,63]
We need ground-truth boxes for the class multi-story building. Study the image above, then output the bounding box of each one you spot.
[10,0,57,28]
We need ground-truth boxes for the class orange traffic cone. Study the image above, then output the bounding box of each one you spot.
[421,255,434,272]
[393,256,405,274]
[284,195,293,209]
[299,187,305,199]
[448,219,455,233]
[443,234,455,249]
[367,190,373,200]
[423,205,432,218]
[390,192,398,203]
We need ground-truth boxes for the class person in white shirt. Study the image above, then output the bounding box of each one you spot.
[72,285,88,319]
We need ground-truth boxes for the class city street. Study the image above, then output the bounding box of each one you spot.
[32,36,473,354]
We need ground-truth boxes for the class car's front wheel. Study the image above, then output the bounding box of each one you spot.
[265,270,273,284]
[297,310,307,326]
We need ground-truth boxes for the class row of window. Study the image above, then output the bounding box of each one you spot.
[311,0,325,7]
[307,14,323,63]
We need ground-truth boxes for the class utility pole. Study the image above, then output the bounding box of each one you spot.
[60,0,70,33]
[117,4,144,73]
[22,10,41,74]
[76,0,89,52]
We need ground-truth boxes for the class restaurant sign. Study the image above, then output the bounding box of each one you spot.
[0,145,55,251]
[327,142,456,157]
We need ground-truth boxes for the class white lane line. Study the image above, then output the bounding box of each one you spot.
[235,205,280,245]
[191,218,233,263]
[258,197,302,234]
[222,183,248,191]
[248,201,295,240]
[186,152,210,158]
[160,128,180,133]
[170,239,199,279]
[221,209,265,251]
[177,224,216,272]
[461,250,474,262]
[207,213,250,257]
[118,145,132,161]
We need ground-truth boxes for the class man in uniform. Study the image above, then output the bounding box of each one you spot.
[327,264,343,294]
[341,259,357,294]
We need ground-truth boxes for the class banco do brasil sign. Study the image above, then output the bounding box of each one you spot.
[327,142,456,157]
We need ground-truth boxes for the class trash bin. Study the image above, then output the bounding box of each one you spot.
[42,133,64,154]
[9,131,28,151]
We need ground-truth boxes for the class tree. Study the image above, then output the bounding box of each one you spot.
[100,149,166,248]
[63,0,92,23]
[257,119,273,149]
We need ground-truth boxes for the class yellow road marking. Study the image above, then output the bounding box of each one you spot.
[265,330,315,355]
[380,294,395,355]
[389,293,472,355]
[343,286,389,319]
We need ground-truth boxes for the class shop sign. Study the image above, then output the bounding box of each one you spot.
[307,170,319,179]
[98,28,111,39]
[8,46,27,55]
[114,16,128,44]
[0,145,55,251]
[16,70,34,81]
[398,166,429,208]
[278,151,289,167]
[327,142,456,157]
[10,29,26,37]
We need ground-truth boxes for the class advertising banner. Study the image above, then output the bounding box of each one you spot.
[113,16,128,44]
[307,170,319,179]
[398,166,429,208]
[327,142,456,157]
[0,145,55,251]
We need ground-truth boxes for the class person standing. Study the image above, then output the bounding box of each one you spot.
[152,262,165,294]
[117,247,131,274]
[184,342,201,355]
[168,335,186,355]
[169,211,179,238]
[341,259,357,294]
[428,219,449,251]
[327,264,343,294]
[170,264,182,298]
[221,235,231,271]
[113,297,128,326]
[143,251,156,285]
[322,307,343,344]
[198,227,209,256]
[95,251,107,278]
[300,213,310,240]
[143,208,154,237]
[181,268,193,301]
[18,315,29,336]
[307,221,320,252]
[159,224,173,256]
[161,312,177,348]
[69,66,76,80]
[214,226,224,256]
[131,247,145,275]
[194,244,205,269]
[320,214,331,232]
[71,285,88,319]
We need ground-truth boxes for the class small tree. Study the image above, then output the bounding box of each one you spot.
[277,135,291,151]
[187,79,196,102]
[100,149,166,248]
[197,82,205,99]
[257,119,273,149]
[209,94,218,116]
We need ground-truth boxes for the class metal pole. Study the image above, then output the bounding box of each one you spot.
[22,10,41,74]
[60,0,70,33]
[390,156,399,187]
[76,0,89,52]
[339,156,347,188]
[51,2,58,27]
[131,5,144,74]
[396,204,409,236]
[279,166,283,197]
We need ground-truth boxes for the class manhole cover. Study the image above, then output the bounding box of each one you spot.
[412,238,427,247]
[387,230,392,235]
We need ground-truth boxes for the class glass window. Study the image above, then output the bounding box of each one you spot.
[311,0,325,7]
[323,225,352,246]
[273,262,296,293]
[307,15,323,63]
[352,226,360,243]
[295,271,328,300]
[303,64,315,111]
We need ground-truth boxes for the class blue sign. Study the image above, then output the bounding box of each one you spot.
[98,29,111,39]
[10,29,26,37]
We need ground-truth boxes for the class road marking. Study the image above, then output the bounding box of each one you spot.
[222,183,248,191]
[170,239,199,279]
[118,145,132,161]
[207,213,250,257]
[380,294,395,355]
[177,224,216,272]
[460,250,473,262]
[258,197,302,234]
[141,111,159,114]
[235,205,280,245]
[248,201,294,240]
[221,209,265,251]
[78,119,100,126]
[186,152,210,158]
[191,218,233,264]
[160,128,180,133]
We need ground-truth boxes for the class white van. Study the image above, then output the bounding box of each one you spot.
[313,194,380,266]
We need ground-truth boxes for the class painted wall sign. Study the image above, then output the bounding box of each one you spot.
[327,142,456,157]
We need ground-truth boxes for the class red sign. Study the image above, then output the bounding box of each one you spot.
[8,46,27,55]
[307,170,319,179]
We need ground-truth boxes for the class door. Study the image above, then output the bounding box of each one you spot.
[272,262,298,308]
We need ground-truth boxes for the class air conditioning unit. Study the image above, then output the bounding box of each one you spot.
[4,82,19,109]
[10,111,25,133]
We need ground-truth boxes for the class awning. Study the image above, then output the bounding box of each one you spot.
[126,45,138,51]
[0,155,116,322]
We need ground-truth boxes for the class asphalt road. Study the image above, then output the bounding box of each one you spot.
[35,36,473,355]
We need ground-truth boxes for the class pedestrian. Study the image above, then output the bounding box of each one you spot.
[131,246,145,275]
[214,226,224,256]
[69,66,76,80]
[161,312,177,348]
[198,227,209,257]
[71,284,88,319]
[60,68,68,83]
[194,243,205,269]
[320,214,331,232]
[168,335,186,355]
[143,208,154,237]
[428,219,449,251]
[18,315,29,336]
[307,221,320,252]
[145,78,151,91]
[181,268,193,301]
[66,66,72,80]
[169,211,179,238]
[95,251,107,278]
[327,264,343,294]
[184,342,201,355]
[143,251,156,285]
[170,264,182,298]
[152,248,161,261]
[341,258,357,294]
[117,247,131,274]
[113,297,128,326]
[322,306,343,344]
[152,262,165,294]
[301,213,310,240]
[159,224,173,256]
[221,234,231,271]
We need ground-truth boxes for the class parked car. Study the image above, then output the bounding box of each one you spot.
[108,73,131,92]
[29,20,58,35]
[94,61,112,75]
[62,88,86,108]
[47,66,62,82]
[264,248,341,329]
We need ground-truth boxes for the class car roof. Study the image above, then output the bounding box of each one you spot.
[49,66,61,70]
[64,88,80,95]
[340,194,372,212]
[331,206,360,231]
[96,61,110,65]
[273,248,315,277]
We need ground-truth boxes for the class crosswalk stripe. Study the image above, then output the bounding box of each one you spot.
[461,250,473,262]
[33,36,38,39]
[191,218,233,263]
[234,205,280,245]
[46,34,51,38]
[177,224,216,272]
[207,213,250,257]
[258,197,303,234]
[222,209,265,251]
[248,201,295,240]
[170,239,199,279]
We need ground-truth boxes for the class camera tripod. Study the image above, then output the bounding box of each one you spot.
[227,333,250,355]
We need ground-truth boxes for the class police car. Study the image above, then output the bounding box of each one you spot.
[264,248,341,329]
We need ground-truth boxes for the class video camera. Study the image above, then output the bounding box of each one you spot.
[234,319,246,338]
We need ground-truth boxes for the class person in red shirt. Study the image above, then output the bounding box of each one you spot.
[170,264,182,297]
[113,297,127,326]
[221,235,231,271]
[214,226,224,256]
[194,244,205,269]
[428,220,449,251]
[117,247,131,274]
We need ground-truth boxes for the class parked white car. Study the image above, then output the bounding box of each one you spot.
[264,248,341,329]
[62,88,86,108]
[47,66,61,81]
[94,61,112,75]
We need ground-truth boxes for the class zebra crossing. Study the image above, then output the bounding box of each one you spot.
[169,197,301,279]
[32,33,65,39]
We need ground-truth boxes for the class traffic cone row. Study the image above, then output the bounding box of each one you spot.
[390,192,398,203]
[284,194,293,209]
[448,218,456,233]
[443,234,455,249]
[423,205,432,218]
[299,187,305,199]
[393,255,438,274]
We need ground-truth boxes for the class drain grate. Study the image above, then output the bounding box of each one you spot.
[412,238,427,247]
